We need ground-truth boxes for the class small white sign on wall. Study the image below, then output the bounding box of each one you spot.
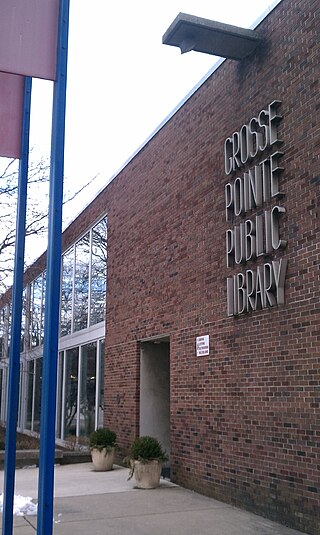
[196,335,209,357]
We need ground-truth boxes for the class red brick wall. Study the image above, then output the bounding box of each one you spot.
[104,0,319,531]
[1,0,316,532]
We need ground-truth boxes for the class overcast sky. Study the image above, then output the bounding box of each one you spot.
[27,0,281,223]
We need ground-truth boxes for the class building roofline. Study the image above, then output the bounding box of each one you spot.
[80,0,282,209]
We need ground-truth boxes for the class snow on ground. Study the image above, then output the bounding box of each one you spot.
[0,494,37,516]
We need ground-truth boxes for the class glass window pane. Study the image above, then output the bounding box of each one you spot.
[26,360,34,431]
[1,367,8,422]
[98,339,105,428]
[0,309,4,360]
[25,284,31,350]
[32,276,42,348]
[18,366,23,429]
[33,358,42,433]
[90,218,107,326]
[74,234,90,332]
[56,352,63,439]
[61,248,74,337]
[64,347,79,441]
[79,342,96,439]
[20,288,27,352]
[0,306,10,360]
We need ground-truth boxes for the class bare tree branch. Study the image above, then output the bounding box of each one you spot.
[0,157,100,293]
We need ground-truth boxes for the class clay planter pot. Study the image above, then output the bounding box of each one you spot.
[91,447,115,471]
[133,460,162,489]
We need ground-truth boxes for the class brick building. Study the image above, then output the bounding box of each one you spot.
[0,0,319,532]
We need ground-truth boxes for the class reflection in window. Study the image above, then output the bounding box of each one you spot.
[74,234,90,332]
[33,358,42,432]
[0,306,9,359]
[26,360,34,430]
[61,248,73,336]
[1,368,8,422]
[18,366,23,429]
[64,347,79,440]
[20,289,27,352]
[56,352,64,439]
[90,219,107,326]
[32,276,42,348]
[79,342,96,438]
[0,310,4,360]
[60,216,107,337]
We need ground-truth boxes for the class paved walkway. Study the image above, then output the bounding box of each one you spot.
[0,463,308,534]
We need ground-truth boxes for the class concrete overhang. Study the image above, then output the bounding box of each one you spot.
[162,13,263,60]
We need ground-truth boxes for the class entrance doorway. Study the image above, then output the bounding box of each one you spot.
[140,338,170,460]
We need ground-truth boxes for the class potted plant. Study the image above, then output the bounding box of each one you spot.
[126,436,168,489]
[89,428,117,471]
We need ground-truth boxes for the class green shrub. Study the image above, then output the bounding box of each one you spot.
[130,436,168,463]
[89,428,117,451]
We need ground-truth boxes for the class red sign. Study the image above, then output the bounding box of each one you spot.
[0,0,60,158]
[0,0,59,81]
[0,72,24,159]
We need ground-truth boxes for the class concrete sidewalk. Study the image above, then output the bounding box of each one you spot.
[0,463,308,534]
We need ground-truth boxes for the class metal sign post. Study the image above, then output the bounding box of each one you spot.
[2,76,32,535]
[37,0,70,533]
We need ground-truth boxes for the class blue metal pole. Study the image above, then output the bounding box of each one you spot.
[2,76,32,535]
[37,0,70,533]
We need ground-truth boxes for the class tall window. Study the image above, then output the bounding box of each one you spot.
[55,339,104,443]
[7,304,11,359]
[74,233,90,332]
[79,342,96,437]
[31,275,43,348]
[33,357,42,433]
[64,347,79,441]
[60,216,107,337]
[56,352,64,439]
[0,367,7,422]
[90,219,107,326]
[61,248,74,336]
[26,360,34,430]
[0,309,4,360]
[20,288,27,352]
[21,275,45,352]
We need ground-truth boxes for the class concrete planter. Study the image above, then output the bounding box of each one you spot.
[91,447,115,471]
[133,460,162,489]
